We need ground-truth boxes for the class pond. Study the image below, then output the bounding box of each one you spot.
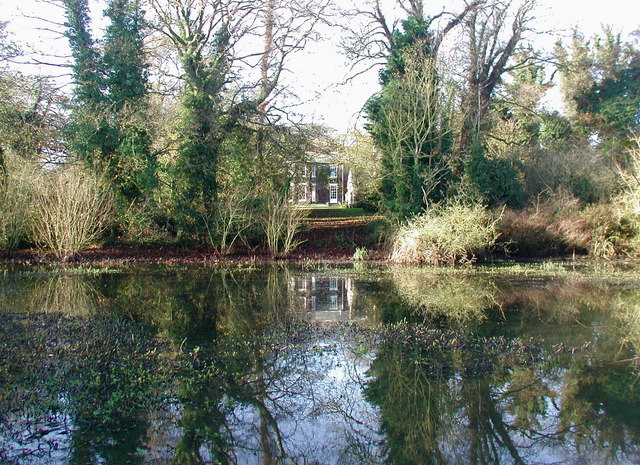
[1,262,640,464]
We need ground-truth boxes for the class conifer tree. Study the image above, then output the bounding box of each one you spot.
[63,0,156,202]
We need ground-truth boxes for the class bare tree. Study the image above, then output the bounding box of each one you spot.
[340,0,480,79]
[458,0,537,152]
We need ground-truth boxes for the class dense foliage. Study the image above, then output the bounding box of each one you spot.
[1,0,640,259]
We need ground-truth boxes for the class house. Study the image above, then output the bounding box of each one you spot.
[289,152,355,206]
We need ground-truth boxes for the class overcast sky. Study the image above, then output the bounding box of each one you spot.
[4,0,639,133]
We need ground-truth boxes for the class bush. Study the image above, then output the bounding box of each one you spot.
[390,201,500,265]
[496,189,587,257]
[31,166,114,260]
[466,139,524,208]
[580,200,640,258]
[0,154,36,250]
[203,188,255,255]
[496,189,640,259]
[522,148,618,204]
[260,192,309,257]
[116,200,173,245]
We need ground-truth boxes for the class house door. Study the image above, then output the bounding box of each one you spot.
[329,184,338,204]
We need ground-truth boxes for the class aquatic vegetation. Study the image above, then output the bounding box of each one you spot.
[2,263,640,464]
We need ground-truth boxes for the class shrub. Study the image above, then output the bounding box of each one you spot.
[580,201,640,258]
[116,199,173,245]
[31,166,114,260]
[0,154,37,250]
[465,139,523,208]
[496,189,587,257]
[352,247,369,261]
[522,148,618,204]
[390,201,500,265]
[496,189,640,259]
[260,192,308,257]
[203,188,255,255]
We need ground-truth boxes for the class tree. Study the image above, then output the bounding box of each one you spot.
[0,73,68,162]
[63,0,156,202]
[151,0,330,237]
[150,0,253,233]
[487,48,551,161]
[367,48,454,218]
[338,130,382,209]
[0,23,66,163]
[458,0,536,155]
[343,1,477,219]
[556,28,640,148]
[0,21,20,65]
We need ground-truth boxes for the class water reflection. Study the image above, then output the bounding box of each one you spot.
[1,265,640,464]
[291,276,357,321]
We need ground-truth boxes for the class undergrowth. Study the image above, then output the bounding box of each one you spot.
[390,201,500,265]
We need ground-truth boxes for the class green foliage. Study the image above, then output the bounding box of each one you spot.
[556,28,640,145]
[365,13,454,221]
[102,0,148,107]
[337,130,382,209]
[352,246,368,261]
[465,139,524,208]
[390,200,500,264]
[582,201,640,258]
[0,73,67,161]
[63,0,156,205]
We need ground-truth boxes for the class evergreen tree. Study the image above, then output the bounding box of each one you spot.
[103,0,156,199]
[556,28,640,147]
[63,0,156,202]
[365,16,453,220]
[465,138,523,208]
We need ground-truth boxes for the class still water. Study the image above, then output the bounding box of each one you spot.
[1,262,639,464]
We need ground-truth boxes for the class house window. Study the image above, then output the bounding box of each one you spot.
[298,185,307,202]
[311,295,317,311]
[330,294,338,310]
[311,166,317,178]
[329,278,338,291]
[311,183,317,202]
[329,184,338,203]
[329,164,337,178]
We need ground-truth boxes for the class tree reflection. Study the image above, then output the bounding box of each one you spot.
[363,272,640,465]
[3,265,640,464]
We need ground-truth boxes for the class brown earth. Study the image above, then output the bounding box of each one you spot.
[0,215,388,266]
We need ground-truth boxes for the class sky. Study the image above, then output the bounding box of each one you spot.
[3,0,639,133]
